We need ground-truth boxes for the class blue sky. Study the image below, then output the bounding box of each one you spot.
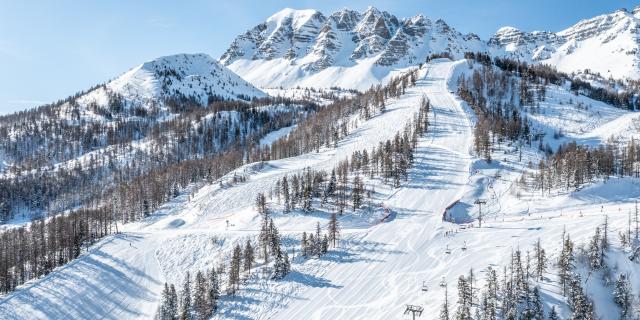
[0,0,637,115]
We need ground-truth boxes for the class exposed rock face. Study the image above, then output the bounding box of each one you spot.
[221,6,640,90]
[220,6,483,71]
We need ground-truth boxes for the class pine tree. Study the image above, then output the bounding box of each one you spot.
[534,238,546,281]
[168,284,179,320]
[259,214,270,263]
[227,244,242,295]
[548,306,559,320]
[587,226,601,270]
[207,267,219,315]
[273,247,289,280]
[243,240,254,275]
[328,212,339,248]
[324,169,336,205]
[157,283,173,320]
[179,272,192,320]
[255,193,267,215]
[613,274,632,319]
[352,175,364,210]
[558,234,574,295]
[456,275,472,320]
[315,222,322,257]
[193,271,209,320]
[302,179,312,213]
[282,176,290,213]
[531,286,544,320]
[301,232,308,257]
[321,234,329,254]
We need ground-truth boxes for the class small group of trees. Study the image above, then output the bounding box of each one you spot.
[300,218,338,259]
[156,267,220,320]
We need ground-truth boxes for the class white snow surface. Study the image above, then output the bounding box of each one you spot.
[1,60,639,319]
[79,53,266,110]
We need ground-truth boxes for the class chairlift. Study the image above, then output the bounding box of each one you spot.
[421,281,429,292]
[462,241,467,251]
[445,245,451,254]
[439,277,446,287]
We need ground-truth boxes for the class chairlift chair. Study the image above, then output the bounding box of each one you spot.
[439,277,446,287]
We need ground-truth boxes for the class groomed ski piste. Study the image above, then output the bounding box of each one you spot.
[1,59,639,319]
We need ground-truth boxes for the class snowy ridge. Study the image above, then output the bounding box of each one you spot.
[223,6,640,92]
[78,53,265,113]
[221,7,484,90]
[489,7,640,80]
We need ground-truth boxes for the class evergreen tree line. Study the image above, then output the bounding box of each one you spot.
[531,138,640,193]
[465,52,639,110]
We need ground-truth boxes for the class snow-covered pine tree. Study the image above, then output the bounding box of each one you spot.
[179,272,192,320]
[533,238,546,281]
[243,240,254,275]
[282,176,290,213]
[301,232,308,257]
[192,271,209,320]
[269,219,281,258]
[321,234,329,254]
[481,267,498,320]
[169,284,179,320]
[587,226,601,270]
[259,214,270,263]
[227,244,242,295]
[308,233,316,257]
[207,267,219,314]
[156,283,172,320]
[558,234,575,295]
[548,306,559,320]
[255,193,267,215]
[613,273,632,319]
[530,286,544,320]
[456,275,472,320]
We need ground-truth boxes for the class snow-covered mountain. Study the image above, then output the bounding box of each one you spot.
[78,53,265,115]
[220,7,484,90]
[222,6,640,90]
[489,7,640,80]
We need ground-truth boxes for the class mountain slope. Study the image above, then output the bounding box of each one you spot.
[78,53,266,116]
[221,7,483,90]
[222,6,640,91]
[489,8,640,80]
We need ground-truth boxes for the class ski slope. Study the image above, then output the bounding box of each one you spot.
[0,60,466,319]
[2,59,638,320]
[269,60,474,319]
